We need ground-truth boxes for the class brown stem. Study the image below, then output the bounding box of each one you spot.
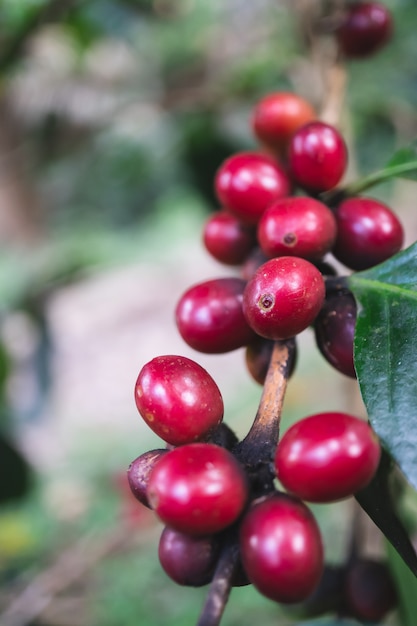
[236,338,296,469]
[196,538,239,626]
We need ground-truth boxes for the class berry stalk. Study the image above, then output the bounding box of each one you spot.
[237,338,296,472]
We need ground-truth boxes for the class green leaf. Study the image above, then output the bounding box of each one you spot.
[340,140,417,196]
[386,539,417,626]
[355,449,417,577]
[349,242,417,492]
[386,140,417,181]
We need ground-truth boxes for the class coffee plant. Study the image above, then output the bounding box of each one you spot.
[128,2,417,625]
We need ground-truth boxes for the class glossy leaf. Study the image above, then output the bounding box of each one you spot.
[349,242,417,491]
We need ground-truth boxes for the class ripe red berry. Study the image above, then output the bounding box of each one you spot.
[214,152,290,225]
[335,2,393,59]
[243,257,325,340]
[175,277,256,353]
[127,449,168,508]
[275,412,381,503]
[147,443,248,535]
[252,92,316,154]
[258,196,337,261]
[288,121,347,193]
[202,210,257,266]
[134,355,224,446]
[332,196,404,270]
[314,288,357,378]
[158,526,220,587]
[239,494,323,603]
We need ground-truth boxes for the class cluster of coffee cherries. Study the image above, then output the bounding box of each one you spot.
[128,2,399,623]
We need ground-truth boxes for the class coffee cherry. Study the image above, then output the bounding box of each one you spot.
[252,92,316,154]
[243,257,325,340]
[241,246,269,281]
[335,2,393,59]
[134,355,224,446]
[203,210,257,266]
[147,443,248,535]
[214,152,290,225]
[275,412,381,503]
[245,335,297,385]
[176,277,256,353]
[158,526,220,587]
[239,494,323,603]
[127,449,168,508]
[332,196,404,271]
[258,196,337,261]
[344,559,397,622]
[288,122,347,193]
[314,288,357,378]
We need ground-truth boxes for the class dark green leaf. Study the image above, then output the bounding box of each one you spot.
[0,432,32,504]
[349,242,417,492]
[355,450,417,577]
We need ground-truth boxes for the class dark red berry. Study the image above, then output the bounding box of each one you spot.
[158,526,220,587]
[314,288,357,378]
[288,122,347,193]
[332,196,404,270]
[258,196,337,261]
[243,257,325,340]
[245,335,297,385]
[252,92,316,154]
[275,412,381,503]
[240,494,323,603]
[127,449,168,508]
[147,443,248,535]
[203,210,257,266]
[134,355,224,446]
[344,559,397,622]
[214,152,290,225]
[241,246,269,281]
[336,2,393,59]
[175,277,256,353]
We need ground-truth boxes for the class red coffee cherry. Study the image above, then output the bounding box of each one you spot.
[258,196,337,261]
[288,121,347,193]
[147,443,248,535]
[203,210,257,266]
[275,412,381,503]
[158,526,220,587]
[214,152,290,225]
[243,257,325,340]
[127,449,168,508]
[175,277,256,353]
[335,2,393,59]
[314,288,357,379]
[239,493,324,603]
[135,355,224,446]
[332,196,404,270]
[252,92,316,154]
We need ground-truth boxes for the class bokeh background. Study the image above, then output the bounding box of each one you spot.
[1,1,417,625]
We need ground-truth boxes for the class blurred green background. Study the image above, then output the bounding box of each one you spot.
[0,1,417,625]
